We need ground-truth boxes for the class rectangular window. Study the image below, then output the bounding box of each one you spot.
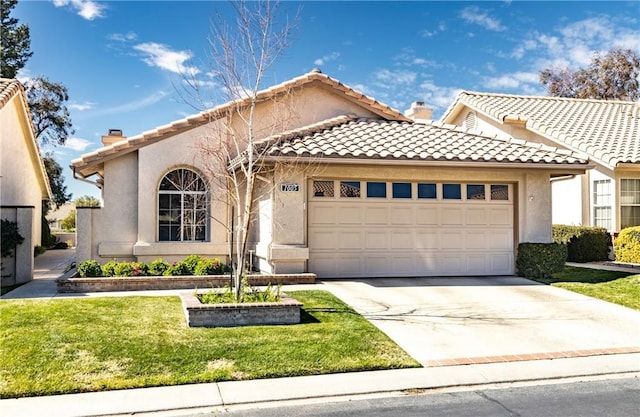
[443,184,461,199]
[620,179,640,229]
[367,182,387,198]
[340,181,361,198]
[392,182,412,198]
[467,184,486,200]
[313,180,334,197]
[490,184,509,201]
[593,179,612,230]
[417,183,437,199]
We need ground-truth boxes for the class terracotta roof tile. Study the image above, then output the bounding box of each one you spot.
[442,92,640,167]
[0,78,23,109]
[263,117,588,166]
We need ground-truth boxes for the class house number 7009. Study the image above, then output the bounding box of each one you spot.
[280,183,300,192]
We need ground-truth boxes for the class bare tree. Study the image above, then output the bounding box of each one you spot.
[540,48,640,101]
[186,0,300,301]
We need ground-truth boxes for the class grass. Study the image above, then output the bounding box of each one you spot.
[531,266,640,311]
[0,290,419,398]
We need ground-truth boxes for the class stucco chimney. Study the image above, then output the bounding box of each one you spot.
[404,101,433,121]
[101,129,125,146]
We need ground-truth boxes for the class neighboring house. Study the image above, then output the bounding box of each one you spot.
[0,78,52,286]
[71,70,588,278]
[46,202,75,231]
[440,92,640,233]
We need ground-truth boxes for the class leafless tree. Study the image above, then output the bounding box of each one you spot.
[184,0,301,301]
[540,48,640,101]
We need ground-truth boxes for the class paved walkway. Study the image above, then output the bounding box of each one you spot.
[1,253,640,416]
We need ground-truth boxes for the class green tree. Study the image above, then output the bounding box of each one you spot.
[60,209,76,231]
[26,76,74,146]
[43,153,71,213]
[75,195,101,207]
[0,0,32,78]
[540,48,640,101]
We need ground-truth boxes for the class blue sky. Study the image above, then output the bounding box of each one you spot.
[13,0,640,199]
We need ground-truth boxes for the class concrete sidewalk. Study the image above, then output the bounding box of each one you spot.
[1,248,75,299]
[1,353,639,417]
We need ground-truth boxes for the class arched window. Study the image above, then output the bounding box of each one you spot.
[158,168,208,241]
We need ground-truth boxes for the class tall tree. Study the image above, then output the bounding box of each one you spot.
[0,0,32,78]
[191,0,299,301]
[43,152,71,213]
[26,76,74,146]
[75,195,101,207]
[540,48,640,101]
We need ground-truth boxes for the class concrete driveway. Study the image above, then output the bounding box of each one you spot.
[321,276,640,366]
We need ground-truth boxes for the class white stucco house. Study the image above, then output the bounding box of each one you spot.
[0,78,52,286]
[440,92,640,233]
[71,70,589,278]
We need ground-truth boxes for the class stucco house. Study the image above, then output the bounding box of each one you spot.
[71,70,589,278]
[440,92,640,233]
[0,78,52,286]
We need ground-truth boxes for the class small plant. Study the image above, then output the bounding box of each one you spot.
[113,262,148,277]
[33,246,46,257]
[164,261,193,276]
[614,226,640,263]
[148,258,171,276]
[1,219,24,258]
[77,260,103,278]
[197,278,281,304]
[102,260,118,277]
[194,258,225,275]
[182,255,203,274]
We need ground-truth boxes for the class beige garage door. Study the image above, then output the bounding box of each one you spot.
[308,180,514,278]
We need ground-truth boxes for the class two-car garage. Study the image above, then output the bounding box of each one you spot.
[308,179,515,278]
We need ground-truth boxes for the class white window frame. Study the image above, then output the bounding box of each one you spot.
[158,168,209,242]
[593,179,612,230]
[620,178,640,230]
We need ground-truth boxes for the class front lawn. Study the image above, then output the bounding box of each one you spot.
[0,290,419,398]
[532,266,640,311]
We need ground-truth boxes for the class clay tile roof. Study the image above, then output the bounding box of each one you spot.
[0,78,23,109]
[441,92,640,167]
[263,117,588,166]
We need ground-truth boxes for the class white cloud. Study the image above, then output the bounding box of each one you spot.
[53,0,106,20]
[511,39,537,60]
[482,72,539,90]
[107,32,137,42]
[418,81,463,110]
[374,69,417,86]
[69,102,95,111]
[63,137,92,151]
[94,90,168,116]
[460,5,506,32]
[133,42,200,75]
[314,52,340,66]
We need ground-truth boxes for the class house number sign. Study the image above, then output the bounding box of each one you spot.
[280,183,300,192]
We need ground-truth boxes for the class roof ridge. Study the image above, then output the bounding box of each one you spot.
[460,90,640,106]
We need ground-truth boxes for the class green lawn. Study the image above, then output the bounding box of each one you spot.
[0,290,419,398]
[533,266,640,311]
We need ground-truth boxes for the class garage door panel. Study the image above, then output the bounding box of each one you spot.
[441,254,465,275]
[442,208,463,225]
[466,231,487,249]
[340,254,363,276]
[466,254,487,274]
[490,253,513,275]
[391,207,413,224]
[309,230,336,249]
[365,255,389,275]
[339,231,363,249]
[416,207,439,225]
[338,206,362,224]
[466,208,487,225]
[365,231,388,249]
[391,231,413,249]
[365,206,388,224]
[416,230,440,249]
[310,206,337,225]
[489,207,512,225]
[489,230,514,250]
[392,255,415,275]
[441,231,463,249]
[309,255,338,277]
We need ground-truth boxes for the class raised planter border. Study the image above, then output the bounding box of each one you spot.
[180,292,303,327]
[57,273,316,293]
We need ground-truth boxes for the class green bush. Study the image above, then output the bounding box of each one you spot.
[148,259,171,276]
[614,226,640,264]
[102,260,118,277]
[194,258,226,275]
[112,262,148,277]
[552,225,610,262]
[516,242,567,279]
[163,261,193,276]
[1,219,24,258]
[77,260,103,278]
[182,255,203,274]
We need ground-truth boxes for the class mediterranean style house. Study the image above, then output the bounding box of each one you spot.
[0,78,52,286]
[440,92,640,233]
[71,70,589,278]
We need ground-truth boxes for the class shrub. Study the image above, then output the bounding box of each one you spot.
[516,242,567,279]
[112,262,148,277]
[194,258,226,275]
[102,260,118,277]
[614,226,640,264]
[164,261,193,276]
[182,255,203,274]
[34,246,46,257]
[148,259,170,276]
[77,260,102,278]
[53,241,69,250]
[1,219,24,258]
[552,225,610,262]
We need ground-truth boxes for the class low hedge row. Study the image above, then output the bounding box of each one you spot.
[516,242,567,279]
[552,225,610,262]
[614,226,640,264]
[77,255,228,278]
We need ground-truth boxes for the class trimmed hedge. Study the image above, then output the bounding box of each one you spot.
[552,225,610,262]
[516,242,567,279]
[614,226,640,264]
[77,256,229,278]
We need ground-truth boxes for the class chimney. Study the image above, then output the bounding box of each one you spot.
[404,101,433,121]
[101,129,125,146]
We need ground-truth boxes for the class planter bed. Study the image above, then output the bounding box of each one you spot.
[180,292,303,327]
[57,273,316,293]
